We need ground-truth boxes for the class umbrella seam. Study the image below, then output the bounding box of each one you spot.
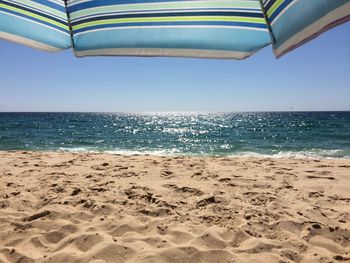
[64,0,74,49]
[258,0,275,49]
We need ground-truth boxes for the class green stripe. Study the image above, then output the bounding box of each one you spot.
[73,16,266,30]
[5,0,67,19]
[267,0,284,18]
[0,3,68,30]
[70,1,262,20]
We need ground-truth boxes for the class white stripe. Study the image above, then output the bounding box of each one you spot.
[74,47,253,59]
[2,0,67,21]
[0,10,70,36]
[71,9,263,23]
[270,0,300,26]
[274,2,350,57]
[46,0,66,7]
[263,0,273,7]
[68,0,261,8]
[73,24,268,37]
[0,31,61,51]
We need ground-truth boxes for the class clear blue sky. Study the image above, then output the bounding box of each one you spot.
[0,23,349,112]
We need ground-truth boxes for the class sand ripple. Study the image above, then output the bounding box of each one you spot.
[0,151,350,262]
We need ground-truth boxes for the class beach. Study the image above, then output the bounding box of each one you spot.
[0,151,349,262]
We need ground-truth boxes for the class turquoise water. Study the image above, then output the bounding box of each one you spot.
[0,112,349,158]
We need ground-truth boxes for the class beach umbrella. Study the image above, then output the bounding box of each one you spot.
[0,0,349,59]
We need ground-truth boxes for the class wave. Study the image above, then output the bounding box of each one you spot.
[105,149,181,156]
[58,147,182,156]
[229,149,350,159]
[58,147,98,153]
[56,147,350,159]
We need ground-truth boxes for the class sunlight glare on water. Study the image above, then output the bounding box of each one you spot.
[0,112,349,158]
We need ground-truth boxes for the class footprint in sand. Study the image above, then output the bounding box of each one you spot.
[161,170,174,178]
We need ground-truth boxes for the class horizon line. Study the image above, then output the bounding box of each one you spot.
[1,110,350,114]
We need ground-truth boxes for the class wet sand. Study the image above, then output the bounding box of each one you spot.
[0,151,349,262]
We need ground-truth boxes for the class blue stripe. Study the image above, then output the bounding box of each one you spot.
[68,0,262,13]
[271,0,349,48]
[74,27,271,52]
[0,12,71,49]
[70,8,263,22]
[268,0,293,22]
[264,0,276,13]
[0,7,70,33]
[29,0,66,12]
[73,21,268,34]
[2,1,68,25]
[71,11,264,27]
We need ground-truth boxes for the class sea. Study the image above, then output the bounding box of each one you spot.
[0,112,349,158]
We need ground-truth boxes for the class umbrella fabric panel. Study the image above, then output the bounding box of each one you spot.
[0,0,71,51]
[68,0,271,59]
[263,0,350,57]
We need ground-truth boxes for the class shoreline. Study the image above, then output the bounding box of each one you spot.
[2,149,350,160]
[0,151,349,262]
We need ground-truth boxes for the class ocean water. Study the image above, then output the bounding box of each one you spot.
[0,112,349,158]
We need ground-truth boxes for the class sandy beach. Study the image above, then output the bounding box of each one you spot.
[0,151,349,262]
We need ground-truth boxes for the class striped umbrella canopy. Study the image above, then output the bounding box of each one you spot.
[0,0,349,59]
